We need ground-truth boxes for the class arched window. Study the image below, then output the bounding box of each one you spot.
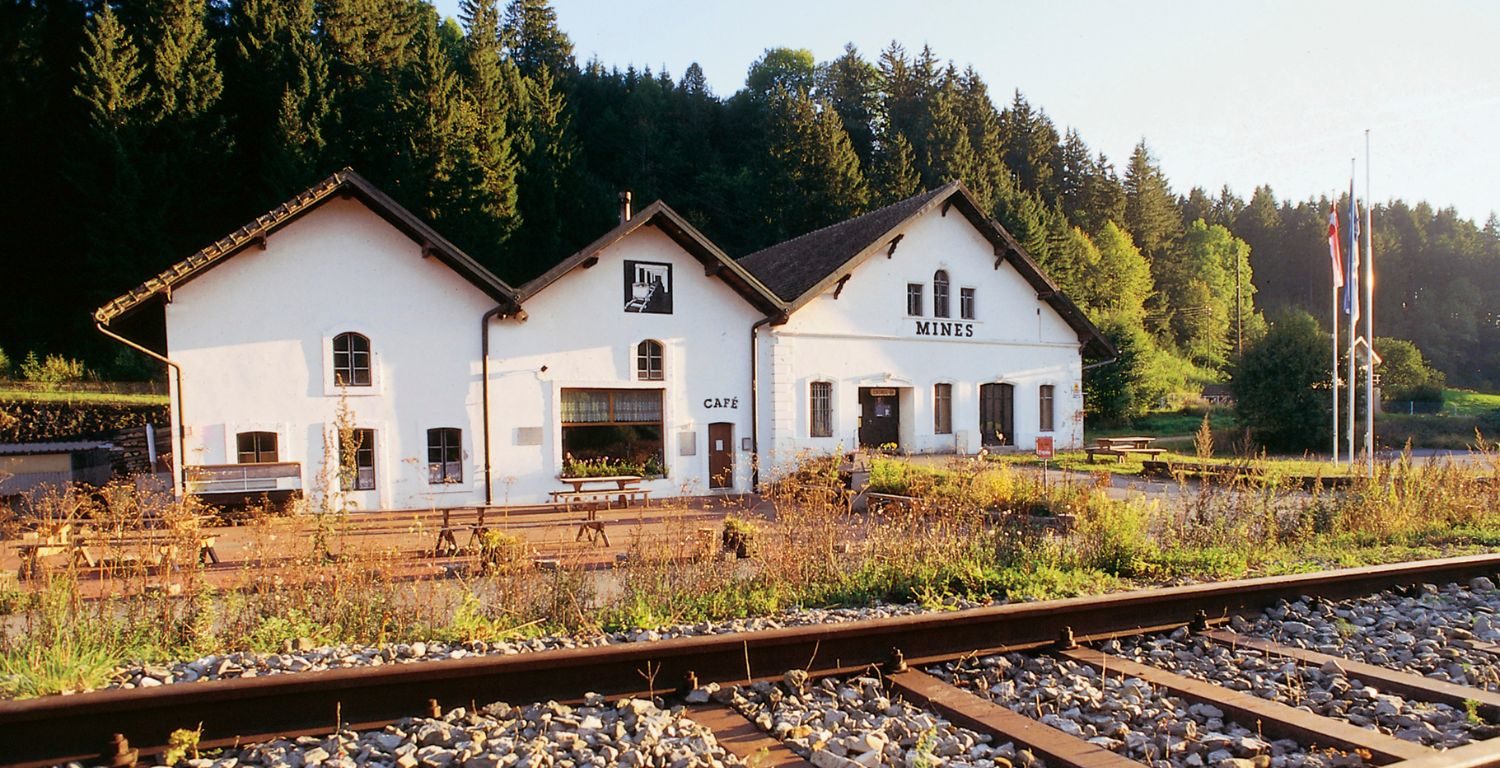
[636,340,664,381]
[332,332,371,386]
[933,270,951,318]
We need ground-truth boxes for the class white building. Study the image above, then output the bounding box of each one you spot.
[94,171,1110,510]
[740,183,1113,476]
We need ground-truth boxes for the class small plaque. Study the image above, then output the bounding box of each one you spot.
[679,431,697,456]
[869,388,897,396]
[514,427,543,446]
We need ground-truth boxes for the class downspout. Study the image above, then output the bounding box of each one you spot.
[749,315,776,489]
[480,305,507,507]
[95,321,186,496]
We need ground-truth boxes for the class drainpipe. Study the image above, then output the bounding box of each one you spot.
[749,315,776,489]
[95,321,186,496]
[480,305,507,507]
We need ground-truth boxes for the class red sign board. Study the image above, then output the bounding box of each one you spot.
[1035,436,1054,459]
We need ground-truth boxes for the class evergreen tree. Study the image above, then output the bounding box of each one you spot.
[760,85,868,243]
[998,91,1058,201]
[1123,140,1184,340]
[956,66,1006,211]
[921,73,976,190]
[72,3,150,297]
[226,0,330,202]
[455,0,521,256]
[502,0,573,81]
[143,0,222,124]
[869,124,920,207]
[1078,151,1126,234]
[321,0,424,180]
[510,65,583,277]
[815,43,879,167]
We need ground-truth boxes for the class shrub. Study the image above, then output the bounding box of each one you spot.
[0,346,9,378]
[1233,309,1331,451]
[18,352,87,385]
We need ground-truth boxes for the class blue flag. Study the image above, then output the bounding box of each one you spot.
[1343,182,1360,319]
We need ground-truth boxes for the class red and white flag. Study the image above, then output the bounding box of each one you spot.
[1327,203,1345,289]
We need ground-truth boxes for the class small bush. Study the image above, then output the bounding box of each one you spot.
[19,352,87,385]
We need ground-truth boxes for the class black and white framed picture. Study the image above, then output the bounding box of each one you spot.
[623,260,673,314]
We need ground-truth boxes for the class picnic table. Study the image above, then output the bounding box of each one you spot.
[1086,436,1166,463]
[549,475,651,546]
[15,520,220,579]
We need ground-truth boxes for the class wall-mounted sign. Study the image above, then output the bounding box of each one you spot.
[914,321,974,338]
[868,388,897,397]
[624,260,673,314]
[703,397,739,409]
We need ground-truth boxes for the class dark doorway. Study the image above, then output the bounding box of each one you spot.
[858,388,900,448]
[708,422,734,489]
[979,383,1014,446]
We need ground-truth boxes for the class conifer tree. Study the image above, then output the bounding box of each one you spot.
[456,0,521,254]
[143,0,222,124]
[227,0,330,201]
[761,86,868,243]
[998,91,1059,201]
[321,0,424,180]
[869,126,920,207]
[510,65,582,276]
[956,66,1006,211]
[502,0,574,81]
[73,3,150,297]
[921,76,976,191]
[815,43,880,167]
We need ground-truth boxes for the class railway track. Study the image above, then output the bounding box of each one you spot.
[8,553,1500,768]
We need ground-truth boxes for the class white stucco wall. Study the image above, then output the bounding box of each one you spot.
[757,206,1085,475]
[166,198,497,511]
[487,224,762,503]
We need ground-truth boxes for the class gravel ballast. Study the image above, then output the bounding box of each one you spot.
[1242,577,1500,692]
[928,652,1367,768]
[1110,627,1497,748]
[108,696,740,768]
[723,672,1040,768]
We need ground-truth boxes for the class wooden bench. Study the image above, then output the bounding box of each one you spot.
[550,489,653,546]
[549,476,651,546]
[16,528,219,579]
[1086,436,1166,463]
[1085,446,1166,463]
[431,507,499,557]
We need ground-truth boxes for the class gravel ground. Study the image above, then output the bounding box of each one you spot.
[719,672,1040,768]
[1241,577,1500,692]
[1110,628,1499,748]
[928,653,1367,768]
[109,602,992,692]
[93,696,739,768]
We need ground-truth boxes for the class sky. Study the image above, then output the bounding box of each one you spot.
[433,0,1500,223]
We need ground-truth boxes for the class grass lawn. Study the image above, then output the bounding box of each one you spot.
[1085,409,1237,441]
[1446,389,1500,417]
[0,386,168,406]
[989,449,1363,478]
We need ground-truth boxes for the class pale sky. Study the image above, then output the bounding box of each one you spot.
[434,0,1500,223]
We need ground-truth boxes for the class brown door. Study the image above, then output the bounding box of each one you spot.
[708,422,733,489]
[979,383,1014,446]
[858,388,900,449]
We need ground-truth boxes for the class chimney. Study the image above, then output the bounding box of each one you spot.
[618,191,632,224]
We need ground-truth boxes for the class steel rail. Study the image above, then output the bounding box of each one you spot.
[4,553,1500,768]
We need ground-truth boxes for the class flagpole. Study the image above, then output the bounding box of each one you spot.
[1347,160,1358,465]
[1364,130,1375,473]
[1332,246,1339,465]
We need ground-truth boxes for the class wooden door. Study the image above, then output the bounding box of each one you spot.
[708,422,733,489]
[979,383,1014,446]
[858,388,900,448]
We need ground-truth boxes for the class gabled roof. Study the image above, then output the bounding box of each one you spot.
[94,168,520,325]
[737,182,1115,358]
[514,200,785,315]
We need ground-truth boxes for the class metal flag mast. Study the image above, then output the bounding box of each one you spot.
[1364,130,1375,473]
[1347,159,1359,466]
[1330,190,1340,466]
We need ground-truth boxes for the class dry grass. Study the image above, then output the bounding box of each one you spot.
[2,444,1499,698]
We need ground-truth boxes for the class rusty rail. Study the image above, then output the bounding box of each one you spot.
[4,553,1500,768]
